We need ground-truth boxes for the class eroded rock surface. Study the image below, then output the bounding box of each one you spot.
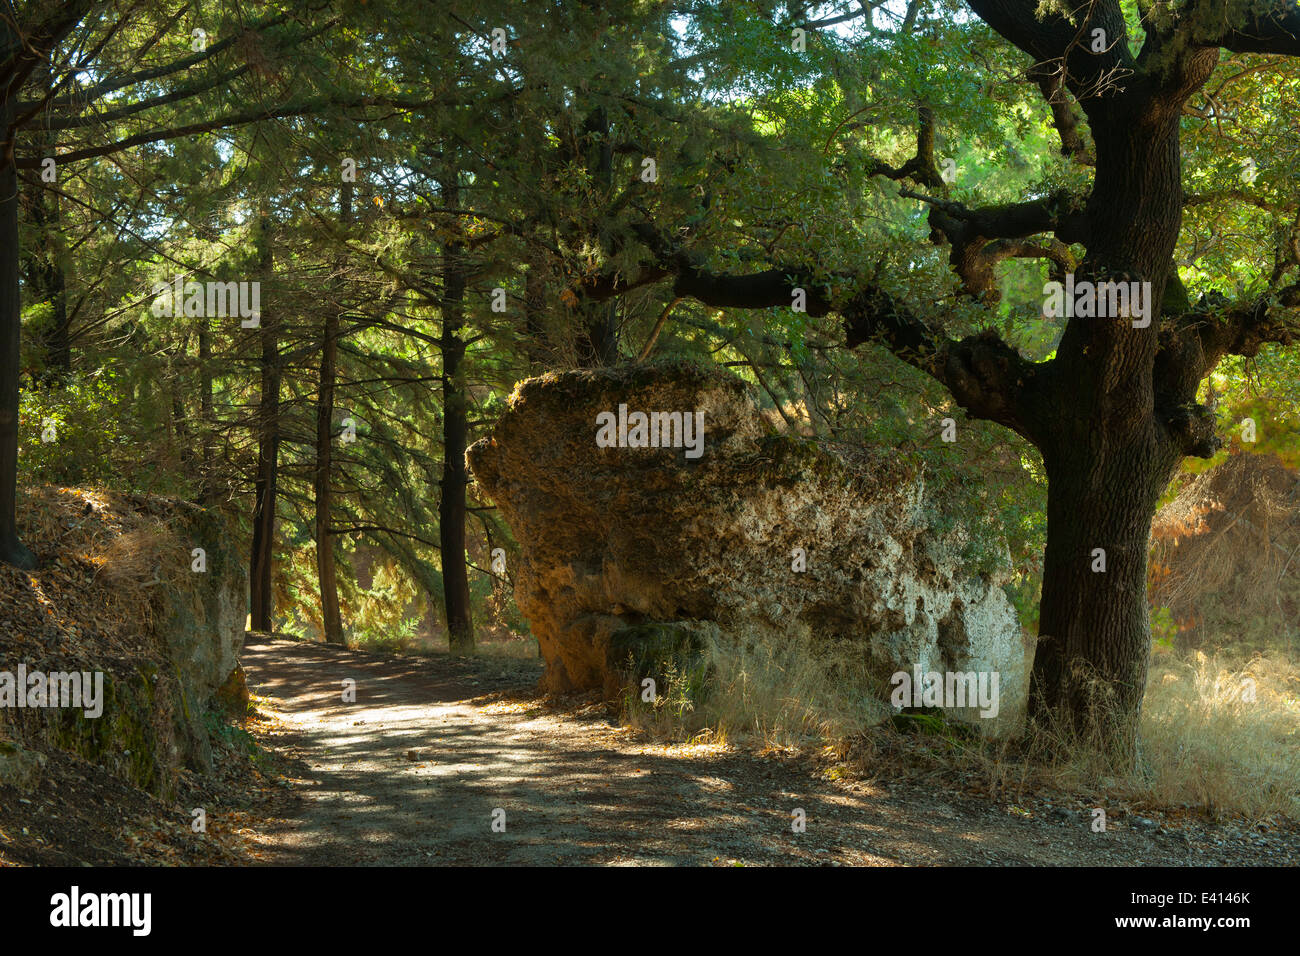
[0,490,247,796]
[468,362,1025,716]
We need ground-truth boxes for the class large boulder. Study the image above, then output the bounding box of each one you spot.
[468,362,1025,717]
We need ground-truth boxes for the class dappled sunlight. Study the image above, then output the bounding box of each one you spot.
[234,634,1251,867]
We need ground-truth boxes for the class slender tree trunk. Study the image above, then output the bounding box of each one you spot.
[0,95,36,570]
[439,176,474,655]
[313,309,343,644]
[577,107,618,366]
[249,219,279,632]
[197,320,214,505]
[172,356,191,471]
[26,186,69,379]
[314,182,350,645]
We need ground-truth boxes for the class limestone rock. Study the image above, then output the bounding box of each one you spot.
[0,492,247,795]
[0,739,47,790]
[468,361,1025,719]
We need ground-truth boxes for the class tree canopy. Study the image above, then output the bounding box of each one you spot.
[3,0,1299,765]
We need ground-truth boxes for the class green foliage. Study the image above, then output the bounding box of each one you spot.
[19,371,135,487]
[10,0,1300,680]
[1151,606,1179,651]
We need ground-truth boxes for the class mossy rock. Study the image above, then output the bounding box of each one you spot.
[213,664,250,717]
[45,664,183,800]
[890,706,981,743]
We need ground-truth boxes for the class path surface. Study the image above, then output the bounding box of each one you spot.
[240,635,1294,866]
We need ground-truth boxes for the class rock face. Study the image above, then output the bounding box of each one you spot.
[468,362,1025,717]
[153,500,247,772]
[0,490,247,797]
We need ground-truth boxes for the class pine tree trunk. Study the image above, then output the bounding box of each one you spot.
[249,220,279,632]
[440,177,474,655]
[23,180,70,379]
[197,321,214,505]
[172,356,191,471]
[314,308,343,644]
[314,182,350,646]
[0,92,36,570]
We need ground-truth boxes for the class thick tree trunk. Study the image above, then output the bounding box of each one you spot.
[1029,445,1176,758]
[1026,102,1194,763]
[249,221,279,632]
[314,182,350,646]
[439,176,474,655]
[0,95,36,570]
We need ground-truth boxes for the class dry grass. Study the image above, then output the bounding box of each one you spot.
[359,626,539,659]
[1,485,230,799]
[623,621,1300,823]
[95,525,192,631]
[1137,649,1299,820]
[3,486,201,651]
[625,625,893,746]
[962,646,1300,823]
[1150,452,1300,655]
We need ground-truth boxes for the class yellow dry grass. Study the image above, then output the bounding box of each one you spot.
[2,485,199,657]
[625,622,1300,823]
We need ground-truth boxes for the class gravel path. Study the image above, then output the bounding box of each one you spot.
[240,635,1298,866]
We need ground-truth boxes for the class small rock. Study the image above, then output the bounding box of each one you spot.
[0,743,47,790]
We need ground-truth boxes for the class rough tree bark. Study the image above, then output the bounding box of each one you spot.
[314,181,350,645]
[439,175,474,655]
[0,94,35,570]
[249,218,279,633]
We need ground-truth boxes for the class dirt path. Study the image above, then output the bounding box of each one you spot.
[240,635,1296,866]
